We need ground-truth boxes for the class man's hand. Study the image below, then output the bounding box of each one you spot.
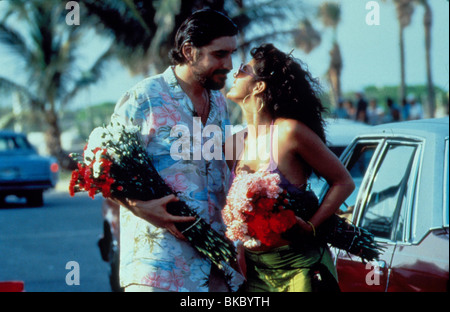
[114,195,196,240]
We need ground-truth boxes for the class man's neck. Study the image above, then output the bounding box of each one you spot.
[173,64,210,124]
[173,65,205,99]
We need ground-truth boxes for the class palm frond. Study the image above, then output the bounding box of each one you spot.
[121,0,154,35]
[318,2,342,29]
[0,77,32,100]
[0,23,32,63]
[0,77,43,110]
[60,44,115,106]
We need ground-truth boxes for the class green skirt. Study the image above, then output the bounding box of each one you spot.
[243,243,339,292]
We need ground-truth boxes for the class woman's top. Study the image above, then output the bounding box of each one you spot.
[229,121,307,194]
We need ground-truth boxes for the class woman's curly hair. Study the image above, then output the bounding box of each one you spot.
[251,43,328,146]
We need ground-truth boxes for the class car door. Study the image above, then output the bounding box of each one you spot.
[385,137,449,292]
[329,137,422,291]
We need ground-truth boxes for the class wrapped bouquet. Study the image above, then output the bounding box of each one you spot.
[222,170,383,262]
[69,121,236,272]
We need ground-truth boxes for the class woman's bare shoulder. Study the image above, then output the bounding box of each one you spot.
[274,118,310,137]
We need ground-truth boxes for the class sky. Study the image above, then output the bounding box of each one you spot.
[0,0,449,111]
[296,0,449,94]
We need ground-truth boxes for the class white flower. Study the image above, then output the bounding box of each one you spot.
[106,123,123,145]
[92,149,104,178]
[84,127,108,165]
[243,237,261,248]
[125,124,140,134]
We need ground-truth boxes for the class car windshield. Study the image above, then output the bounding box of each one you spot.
[0,135,33,152]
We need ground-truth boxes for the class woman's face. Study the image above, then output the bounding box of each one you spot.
[226,59,258,104]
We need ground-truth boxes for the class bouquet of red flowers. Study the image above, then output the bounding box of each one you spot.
[69,122,236,273]
[223,170,383,262]
[222,170,296,248]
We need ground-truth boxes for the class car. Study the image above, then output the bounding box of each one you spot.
[319,117,449,292]
[0,130,59,207]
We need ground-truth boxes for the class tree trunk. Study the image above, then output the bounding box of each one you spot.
[44,108,68,168]
[328,42,342,108]
[399,26,407,102]
[424,2,435,118]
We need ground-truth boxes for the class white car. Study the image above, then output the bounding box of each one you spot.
[320,117,449,292]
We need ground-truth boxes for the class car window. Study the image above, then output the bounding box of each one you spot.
[360,144,417,241]
[309,145,348,195]
[0,137,15,151]
[0,136,32,151]
[329,145,346,157]
[14,136,32,149]
[338,143,378,219]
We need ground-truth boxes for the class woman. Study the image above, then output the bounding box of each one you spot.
[225,44,355,292]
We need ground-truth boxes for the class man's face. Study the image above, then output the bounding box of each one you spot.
[191,36,237,90]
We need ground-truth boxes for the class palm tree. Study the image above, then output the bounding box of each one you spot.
[393,0,415,102]
[318,2,342,108]
[0,1,113,167]
[292,19,322,54]
[81,0,230,74]
[80,0,316,125]
[230,0,315,60]
[82,0,314,73]
[415,0,435,117]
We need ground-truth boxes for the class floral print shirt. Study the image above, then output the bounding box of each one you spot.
[111,67,243,291]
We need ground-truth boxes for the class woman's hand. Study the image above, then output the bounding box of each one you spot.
[112,195,196,240]
[295,217,315,236]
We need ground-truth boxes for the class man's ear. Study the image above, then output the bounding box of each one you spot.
[182,43,195,63]
[253,81,266,96]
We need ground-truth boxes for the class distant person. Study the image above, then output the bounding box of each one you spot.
[333,100,350,119]
[401,97,410,121]
[355,91,368,123]
[367,98,384,125]
[384,97,400,122]
[343,99,356,119]
[407,94,424,120]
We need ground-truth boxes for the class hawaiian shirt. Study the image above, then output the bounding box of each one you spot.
[111,67,243,291]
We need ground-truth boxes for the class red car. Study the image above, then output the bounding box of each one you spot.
[321,118,449,292]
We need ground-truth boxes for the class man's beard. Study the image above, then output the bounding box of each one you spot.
[192,66,229,90]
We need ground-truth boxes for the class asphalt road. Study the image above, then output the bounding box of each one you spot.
[0,189,112,292]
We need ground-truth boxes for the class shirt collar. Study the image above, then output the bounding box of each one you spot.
[162,66,221,123]
[163,66,185,99]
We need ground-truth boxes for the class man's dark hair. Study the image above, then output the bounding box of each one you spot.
[169,9,238,65]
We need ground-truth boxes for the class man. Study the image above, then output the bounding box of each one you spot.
[111,9,241,292]
[355,91,368,123]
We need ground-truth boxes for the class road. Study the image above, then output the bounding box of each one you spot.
[0,189,112,292]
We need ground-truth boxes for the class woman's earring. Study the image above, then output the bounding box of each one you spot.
[242,94,252,114]
[257,101,264,113]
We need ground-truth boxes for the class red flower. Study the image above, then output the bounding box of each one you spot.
[269,209,296,234]
[247,214,282,247]
[254,197,277,213]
